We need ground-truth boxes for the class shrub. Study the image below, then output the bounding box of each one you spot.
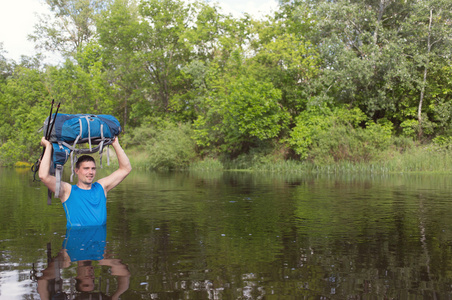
[0,140,31,166]
[432,135,452,151]
[193,75,290,155]
[310,121,392,165]
[145,122,197,170]
[288,106,393,164]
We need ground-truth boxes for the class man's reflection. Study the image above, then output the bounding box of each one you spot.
[36,225,130,300]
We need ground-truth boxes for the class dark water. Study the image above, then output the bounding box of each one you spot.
[2,167,452,299]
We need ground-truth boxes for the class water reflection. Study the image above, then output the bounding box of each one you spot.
[34,226,130,300]
[5,169,452,298]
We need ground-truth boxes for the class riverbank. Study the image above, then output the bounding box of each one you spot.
[126,142,452,174]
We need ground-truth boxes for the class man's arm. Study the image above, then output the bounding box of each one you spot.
[39,137,71,202]
[98,137,132,193]
[98,258,131,300]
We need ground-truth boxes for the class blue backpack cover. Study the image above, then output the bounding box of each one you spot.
[44,114,121,167]
[43,114,122,199]
[45,114,121,143]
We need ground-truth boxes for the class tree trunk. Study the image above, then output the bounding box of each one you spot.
[123,96,128,134]
[418,9,433,139]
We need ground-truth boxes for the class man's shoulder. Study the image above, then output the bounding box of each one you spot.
[91,182,107,199]
[93,181,106,191]
[59,181,73,203]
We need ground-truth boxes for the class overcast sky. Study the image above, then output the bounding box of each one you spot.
[0,0,279,64]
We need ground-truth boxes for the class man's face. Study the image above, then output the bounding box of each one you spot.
[76,262,95,292]
[75,161,96,185]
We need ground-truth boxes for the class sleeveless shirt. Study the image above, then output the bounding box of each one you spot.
[63,182,107,228]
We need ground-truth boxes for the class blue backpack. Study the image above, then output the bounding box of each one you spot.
[43,113,122,200]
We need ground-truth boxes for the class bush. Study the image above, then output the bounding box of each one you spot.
[433,135,452,149]
[144,122,197,170]
[288,106,393,164]
[0,140,32,166]
[391,135,415,152]
[193,75,290,155]
[310,121,392,165]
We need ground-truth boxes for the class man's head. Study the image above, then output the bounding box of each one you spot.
[76,261,95,292]
[75,155,96,169]
[75,155,97,187]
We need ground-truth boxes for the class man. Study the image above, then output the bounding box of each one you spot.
[39,136,132,227]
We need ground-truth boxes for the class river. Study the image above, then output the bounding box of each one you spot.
[1,167,452,299]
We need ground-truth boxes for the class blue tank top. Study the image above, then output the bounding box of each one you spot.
[63,182,107,228]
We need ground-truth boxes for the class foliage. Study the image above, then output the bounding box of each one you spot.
[293,0,452,138]
[309,120,393,165]
[29,0,105,57]
[288,106,363,158]
[432,135,452,149]
[45,57,116,115]
[0,66,50,165]
[288,106,392,164]
[0,43,13,85]
[125,121,197,170]
[1,0,452,168]
[193,74,290,155]
[250,11,320,113]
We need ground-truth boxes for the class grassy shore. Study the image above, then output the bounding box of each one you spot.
[126,143,452,174]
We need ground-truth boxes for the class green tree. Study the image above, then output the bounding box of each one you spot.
[44,51,116,116]
[98,0,245,127]
[136,0,193,114]
[0,66,49,165]
[97,0,143,131]
[289,0,452,139]
[29,0,105,57]
[401,0,452,137]
[305,0,418,117]
[250,1,319,115]
[0,43,13,85]
[193,70,290,155]
[171,2,246,122]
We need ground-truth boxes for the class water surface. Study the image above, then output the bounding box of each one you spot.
[1,168,452,299]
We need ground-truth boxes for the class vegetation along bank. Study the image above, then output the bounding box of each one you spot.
[1,0,452,173]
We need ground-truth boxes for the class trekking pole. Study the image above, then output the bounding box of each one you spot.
[46,102,60,205]
[45,99,55,139]
[31,99,55,180]
[47,102,60,141]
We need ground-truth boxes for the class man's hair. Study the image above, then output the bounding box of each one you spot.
[75,155,96,169]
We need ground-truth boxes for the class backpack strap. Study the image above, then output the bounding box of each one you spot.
[47,147,56,205]
[55,164,63,198]
[47,189,52,205]
[71,118,82,151]
[85,115,92,151]
[70,151,77,183]
[98,124,105,168]
[107,145,110,166]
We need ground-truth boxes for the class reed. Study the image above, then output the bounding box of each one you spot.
[126,148,151,170]
[377,145,452,173]
[128,143,452,174]
[210,146,452,174]
[188,158,224,171]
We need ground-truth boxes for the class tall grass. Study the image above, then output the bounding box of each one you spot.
[126,148,151,170]
[188,158,224,171]
[377,145,452,173]
[185,145,452,174]
[126,134,452,174]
